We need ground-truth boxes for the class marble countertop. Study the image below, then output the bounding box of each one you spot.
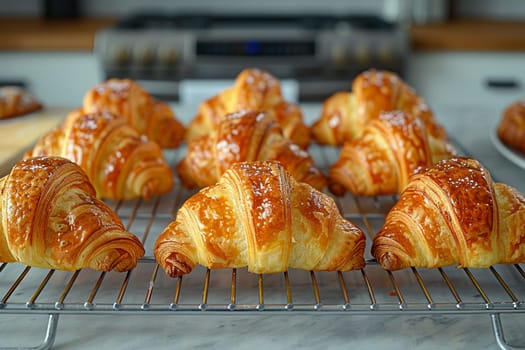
[0,103,524,349]
[0,313,523,350]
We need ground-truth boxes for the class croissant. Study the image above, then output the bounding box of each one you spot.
[311,69,448,147]
[26,110,174,200]
[178,110,326,190]
[186,68,310,148]
[497,100,525,154]
[155,161,365,277]
[0,86,43,119]
[329,110,456,196]
[371,157,525,270]
[83,79,185,148]
[0,156,145,271]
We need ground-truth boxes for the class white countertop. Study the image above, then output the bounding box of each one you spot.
[0,103,524,350]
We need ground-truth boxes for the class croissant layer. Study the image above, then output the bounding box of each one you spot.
[0,157,145,271]
[0,86,43,119]
[26,110,173,200]
[83,79,185,148]
[155,161,365,277]
[372,157,525,270]
[311,69,449,148]
[178,110,325,189]
[497,101,525,154]
[329,110,454,196]
[186,68,310,148]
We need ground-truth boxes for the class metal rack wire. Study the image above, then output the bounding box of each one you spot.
[0,145,524,349]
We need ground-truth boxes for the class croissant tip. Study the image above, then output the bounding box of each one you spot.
[328,181,346,197]
[91,242,145,272]
[375,251,405,271]
[161,252,195,278]
[142,177,173,199]
[142,181,156,200]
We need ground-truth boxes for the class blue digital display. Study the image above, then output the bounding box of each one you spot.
[245,40,262,55]
[196,40,315,57]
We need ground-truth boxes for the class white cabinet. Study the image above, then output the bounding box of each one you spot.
[407,52,525,113]
[0,52,103,106]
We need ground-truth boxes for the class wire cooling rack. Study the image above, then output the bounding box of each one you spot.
[0,144,523,349]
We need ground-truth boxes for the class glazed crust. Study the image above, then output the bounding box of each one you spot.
[0,86,43,119]
[311,69,449,148]
[0,156,144,271]
[186,68,310,148]
[497,101,525,154]
[329,110,455,196]
[155,161,365,277]
[177,110,326,190]
[372,157,525,270]
[83,79,185,148]
[26,110,173,200]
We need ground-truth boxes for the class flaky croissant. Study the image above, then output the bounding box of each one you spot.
[155,161,365,277]
[186,68,310,148]
[83,79,185,148]
[178,110,326,190]
[372,157,525,270]
[0,86,43,119]
[0,156,145,271]
[26,110,173,200]
[329,110,456,196]
[311,69,448,147]
[497,100,525,154]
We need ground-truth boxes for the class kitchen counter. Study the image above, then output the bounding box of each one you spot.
[0,18,115,51]
[410,19,525,51]
[0,103,524,349]
[2,18,525,52]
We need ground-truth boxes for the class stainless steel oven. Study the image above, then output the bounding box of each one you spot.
[94,13,408,102]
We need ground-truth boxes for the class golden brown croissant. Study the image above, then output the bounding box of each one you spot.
[186,68,310,148]
[311,69,448,146]
[0,156,145,271]
[155,161,365,277]
[0,86,43,119]
[371,157,525,270]
[26,110,174,200]
[497,100,525,154]
[329,110,456,196]
[83,79,185,148]
[178,110,326,190]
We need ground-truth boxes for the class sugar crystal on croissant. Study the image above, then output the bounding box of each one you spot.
[155,161,365,277]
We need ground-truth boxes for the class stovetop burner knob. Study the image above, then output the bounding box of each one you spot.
[378,46,393,65]
[158,47,180,66]
[331,44,347,66]
[110,46,131,66]
[133,45,156,66]
[355,43,370,66]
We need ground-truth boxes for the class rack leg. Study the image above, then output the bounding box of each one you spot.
[491,313,524,350]
[0,314,59,350]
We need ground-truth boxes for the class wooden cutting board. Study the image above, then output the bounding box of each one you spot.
[0,106,71,176]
